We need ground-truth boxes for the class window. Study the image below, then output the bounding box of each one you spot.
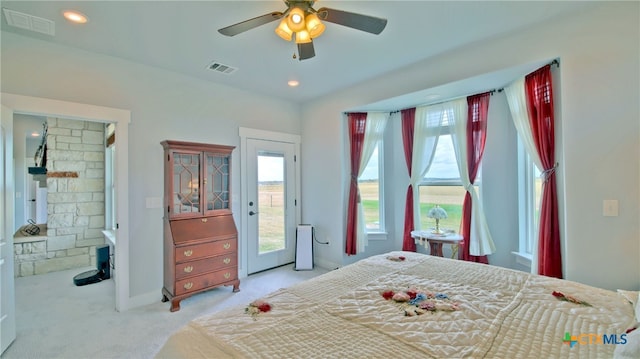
[358,142,384,232]
[516,137,542,260]
[417,113,471,232]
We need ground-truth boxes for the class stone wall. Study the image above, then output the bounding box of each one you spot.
[15,118,106,277]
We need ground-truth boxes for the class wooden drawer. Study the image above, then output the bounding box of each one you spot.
[170,216,237,244]
[175,254,237,280]
[175,238,236,263]
[175,267,238,296]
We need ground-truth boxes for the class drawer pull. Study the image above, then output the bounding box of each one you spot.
[183,266,193,273]
[184,249,193,257]
[201,218,208,223]
[223,258,231,265]
[224,272,231,279]
[223,242,231,250]
[184,282,193,290]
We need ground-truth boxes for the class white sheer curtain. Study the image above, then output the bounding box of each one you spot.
[505,79,544,170]
[411,105,444,228]
[355,112,387,253]
[505,78,542,273]
[447,98,496,256]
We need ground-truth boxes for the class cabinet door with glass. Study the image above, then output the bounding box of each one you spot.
[202,151,231,216]
[162,141,233,219]
[169,149,201,217]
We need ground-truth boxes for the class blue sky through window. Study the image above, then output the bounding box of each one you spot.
[258,155,284,182]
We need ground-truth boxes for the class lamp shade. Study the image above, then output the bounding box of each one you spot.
[305,13,325,38]
[275,19,293,41]
[295,29,312,44]
[427,205,448,220]
[287,7,306,32]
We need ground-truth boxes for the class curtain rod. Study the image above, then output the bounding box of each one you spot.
[388,89,498,114]
[350,59,560,115]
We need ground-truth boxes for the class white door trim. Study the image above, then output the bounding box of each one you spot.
[246,139,296,273]
[238,127,301,278]
[1,93,132,311]
[1,104,17,354]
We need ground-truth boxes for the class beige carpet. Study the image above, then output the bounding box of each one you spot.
[3,263,328,359]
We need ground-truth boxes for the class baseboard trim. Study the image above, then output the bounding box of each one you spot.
[314,258,340,271]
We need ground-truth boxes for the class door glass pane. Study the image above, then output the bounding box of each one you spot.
[258,152,285,254]
[206,154,229,210]
[173,153,199,214]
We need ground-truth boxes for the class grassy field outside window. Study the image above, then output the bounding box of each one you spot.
[360,182,466,232]
[257,182,286,253]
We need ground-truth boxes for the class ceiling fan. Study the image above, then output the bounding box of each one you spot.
[218,1,387,61]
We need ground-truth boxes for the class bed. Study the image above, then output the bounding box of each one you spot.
[156,251,638,358]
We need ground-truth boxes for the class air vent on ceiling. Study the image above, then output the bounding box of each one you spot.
[3,8,55,36]
[207,61,237,75]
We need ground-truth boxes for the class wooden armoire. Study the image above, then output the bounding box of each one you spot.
[161,140,240,312]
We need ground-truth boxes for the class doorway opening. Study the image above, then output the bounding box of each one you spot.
[13,115,112,278]
[2,93,131,311]
[239,128,301,276]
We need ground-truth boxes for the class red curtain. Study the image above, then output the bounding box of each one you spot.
[401,108,417,251]
[459,92,491,263]
[525,65,562,278]
[345,113,368,255]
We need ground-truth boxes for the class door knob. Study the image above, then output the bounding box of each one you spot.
[249,211,258,216]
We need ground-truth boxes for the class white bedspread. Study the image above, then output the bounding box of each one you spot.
[156,251,635,358]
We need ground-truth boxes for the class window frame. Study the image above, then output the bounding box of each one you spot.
[417,122,466,231]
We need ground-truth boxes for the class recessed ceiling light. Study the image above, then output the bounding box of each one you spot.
[288,80,300,87]
[31,132,40,137]
[63,10,88,24]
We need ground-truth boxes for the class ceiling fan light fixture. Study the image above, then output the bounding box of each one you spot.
[295,29,312,44]
[275,19,293,41]
[305,13,325,38]
[217,2,389,60]
[287,7,306,32]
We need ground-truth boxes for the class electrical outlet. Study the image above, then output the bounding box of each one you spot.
[602,199,619,217]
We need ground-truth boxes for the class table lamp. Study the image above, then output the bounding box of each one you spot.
[427,205,447,234]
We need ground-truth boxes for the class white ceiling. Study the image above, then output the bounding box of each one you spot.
[1,1,598,110]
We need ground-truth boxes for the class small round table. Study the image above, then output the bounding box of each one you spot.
[411,230,463,258]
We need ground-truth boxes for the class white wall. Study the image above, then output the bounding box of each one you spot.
[301,2,639,291]
[481,92,520,269]
[1,32,302,300]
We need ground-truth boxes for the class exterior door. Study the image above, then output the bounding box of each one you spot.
[246,139,296,274]
[1,104,16,354]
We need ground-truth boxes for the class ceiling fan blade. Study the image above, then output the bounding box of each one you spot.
[297,41,315,61]
[316,7,387,35]
[218,12,284,36]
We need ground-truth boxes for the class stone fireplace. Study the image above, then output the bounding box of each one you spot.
[14,117,106,277]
